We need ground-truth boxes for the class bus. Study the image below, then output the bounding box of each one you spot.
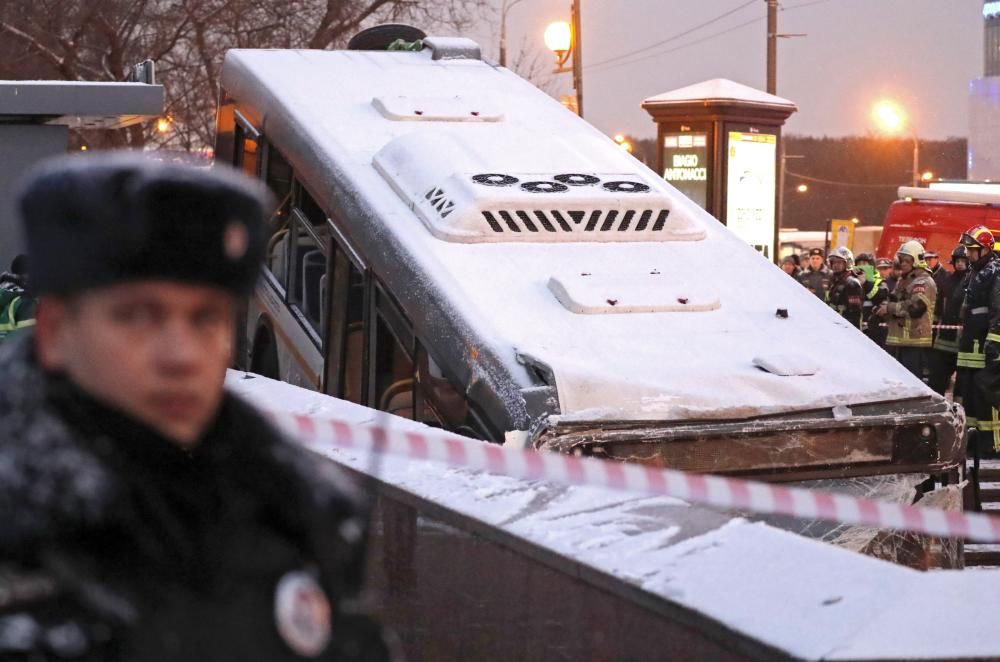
[215,34,963,483]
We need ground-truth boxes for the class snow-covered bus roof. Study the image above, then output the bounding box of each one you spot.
[221,46,933,426]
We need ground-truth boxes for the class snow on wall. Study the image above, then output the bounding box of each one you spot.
[228,371,1000,660]
[222,48,936,424]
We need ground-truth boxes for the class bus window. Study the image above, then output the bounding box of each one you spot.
[264,146,293,225]
[235,124,259,179]
[416,346,489,440]
[262,147,294,291]
[366,283,415,418]
[372,311,415,419]
[288,214,326,339]
[325,243,366,404]
[298,184,326,227]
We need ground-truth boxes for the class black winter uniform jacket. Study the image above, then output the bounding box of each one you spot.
[0,336,388,661]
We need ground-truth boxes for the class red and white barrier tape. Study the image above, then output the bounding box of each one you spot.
[268,410,1000,544]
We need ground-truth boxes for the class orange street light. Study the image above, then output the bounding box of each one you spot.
[796,183,808,193]
[544,21,572,69]
[871,99,919,187]
[921,170,935,182]
[156,117,172,133]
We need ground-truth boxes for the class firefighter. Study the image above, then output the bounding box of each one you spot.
[925,250,943,280]
[876,240,937,377]
[928,245,972,395]
[0,154,391,660]
[797,247,831,299]
[855,260,890,348]
[0,254,36,342]
[957,225,1000,456]
[876,257,894,293]
[826,246,864,327]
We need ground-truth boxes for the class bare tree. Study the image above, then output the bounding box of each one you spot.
[0,0,491,150]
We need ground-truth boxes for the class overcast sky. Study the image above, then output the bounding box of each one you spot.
[470,0,983,140]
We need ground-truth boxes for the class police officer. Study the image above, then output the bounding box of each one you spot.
[957,225,1000,455]
[780,254,801,278]
[854,260,890,348]
[928,245,971,395]
[0,155,390,660]
[826,246,864,327]
[877,240,937,377]
[797,247,831,299]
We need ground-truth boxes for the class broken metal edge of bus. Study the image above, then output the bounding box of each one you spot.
[526,397,964,483]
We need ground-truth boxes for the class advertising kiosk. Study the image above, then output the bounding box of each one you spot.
[642,79,796,262]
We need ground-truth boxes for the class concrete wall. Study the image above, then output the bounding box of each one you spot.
[0,124,67,271]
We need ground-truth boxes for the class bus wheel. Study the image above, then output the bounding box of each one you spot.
[251,331,279,380]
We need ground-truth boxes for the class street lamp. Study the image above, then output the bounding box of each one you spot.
[796,183,808,193]
[543,21,572,69]
[544,1,583,117]
[871,99,919,187]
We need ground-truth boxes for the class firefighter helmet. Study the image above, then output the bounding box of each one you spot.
[827,246,854,269]
[896,240,926,269]
[951,244,969,264]
[960,225,996,253]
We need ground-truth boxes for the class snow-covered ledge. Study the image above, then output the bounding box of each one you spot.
[227,370,1000,660]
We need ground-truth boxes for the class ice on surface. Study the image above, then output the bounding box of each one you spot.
[229,372,1000,660]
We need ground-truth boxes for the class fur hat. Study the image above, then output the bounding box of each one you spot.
[18,153,270,297]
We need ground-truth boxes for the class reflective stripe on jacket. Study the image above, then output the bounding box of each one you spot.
[886,268,936,348]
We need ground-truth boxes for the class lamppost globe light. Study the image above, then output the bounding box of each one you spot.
[544,21,572,55]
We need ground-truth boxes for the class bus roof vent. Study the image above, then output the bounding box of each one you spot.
[373,133,705,244]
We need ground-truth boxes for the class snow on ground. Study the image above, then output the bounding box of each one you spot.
[228,370,1000,660]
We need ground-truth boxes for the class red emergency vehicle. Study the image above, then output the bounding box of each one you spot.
[877,185,1000,262]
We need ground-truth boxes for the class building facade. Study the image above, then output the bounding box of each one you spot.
[969,1,1000,180]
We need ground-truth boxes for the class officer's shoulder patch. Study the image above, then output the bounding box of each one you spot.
[274,570,332,657]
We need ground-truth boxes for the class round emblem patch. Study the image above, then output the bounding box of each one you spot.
[224,220,249,260]
[274,571,332,656]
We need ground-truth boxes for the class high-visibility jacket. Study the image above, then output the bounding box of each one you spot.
[959,253,1000,369]
[885,268,936,348]
[827,270,864,327]
[0,280,35,341]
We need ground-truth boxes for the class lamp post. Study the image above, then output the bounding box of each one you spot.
[499,0,527,68]
[872,100,919,187]
[544,0,583,117]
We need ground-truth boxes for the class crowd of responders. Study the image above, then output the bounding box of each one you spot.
[781,228,1000,457]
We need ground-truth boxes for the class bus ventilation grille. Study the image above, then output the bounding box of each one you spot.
[425,186,455,218]
[481,209,671,234]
